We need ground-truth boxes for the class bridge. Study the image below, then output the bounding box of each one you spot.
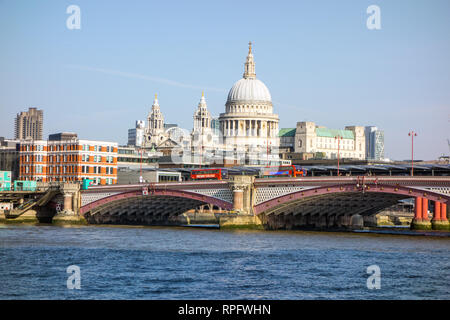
[2,176,449,230]
[75,176,450,230]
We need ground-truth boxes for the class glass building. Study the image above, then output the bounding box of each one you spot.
[365,126,385,160]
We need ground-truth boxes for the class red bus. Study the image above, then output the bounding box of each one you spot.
[260,165,307,178]
[191,168,229,180]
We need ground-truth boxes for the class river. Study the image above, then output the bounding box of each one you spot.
[0,225,449,299]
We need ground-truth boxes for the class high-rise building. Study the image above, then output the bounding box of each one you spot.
[128,120,145,147]
[15,107,43,140]
[365,126,385,160]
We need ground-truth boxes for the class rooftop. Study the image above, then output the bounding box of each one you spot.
[278,128,296,137]
[315,128,354,139]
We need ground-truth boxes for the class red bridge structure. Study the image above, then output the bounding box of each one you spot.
[76,176,450,230]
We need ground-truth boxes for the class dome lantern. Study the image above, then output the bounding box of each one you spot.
[243,41,256,79]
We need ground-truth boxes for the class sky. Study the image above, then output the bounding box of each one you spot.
[0,0,449,161]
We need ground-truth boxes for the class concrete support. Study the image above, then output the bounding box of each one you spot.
[229,175,254,214]
[59,183,80,216]
[350,214,364,229]
[63,193,73,213]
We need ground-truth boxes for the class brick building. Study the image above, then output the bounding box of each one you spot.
[19,134,118,185]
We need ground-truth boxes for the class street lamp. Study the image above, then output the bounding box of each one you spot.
[408,131,417,176]
[335,135,343,176]
[139,148,143,183]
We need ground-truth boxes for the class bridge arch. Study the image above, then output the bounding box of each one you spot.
[254,183,450,216]
[80,188,233,225]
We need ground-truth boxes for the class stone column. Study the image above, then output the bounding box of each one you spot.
[232,186,244,211]
[63,192,73,214]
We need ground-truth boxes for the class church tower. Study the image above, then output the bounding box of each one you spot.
[192,92,214,148]
[145,94,166,147]
[147,94,164,135]
[193,92,212,134]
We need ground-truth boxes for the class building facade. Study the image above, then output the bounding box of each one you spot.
[18,135,118,185]
[293,122,366,160]
[365,126,385,160]
[117,145,161,169]
[278,128,296,153]
[0,138,20,180]
[15,107,44,140]
[128,120,145,147]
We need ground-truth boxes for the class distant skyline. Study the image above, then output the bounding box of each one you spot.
[1,0,449,160]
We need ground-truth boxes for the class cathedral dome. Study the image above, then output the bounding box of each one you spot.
[226,78,272,103]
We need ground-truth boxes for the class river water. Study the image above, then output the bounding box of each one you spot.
[0,225,449,300]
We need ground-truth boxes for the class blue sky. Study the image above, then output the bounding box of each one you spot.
[0,0,449,160]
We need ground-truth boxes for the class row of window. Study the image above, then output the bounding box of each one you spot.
[81,154,115,163]
[81,166,114,174]
[81,145,115,152]
[21,154,116,163]
[22,165,116,175]
[21,144,117,152]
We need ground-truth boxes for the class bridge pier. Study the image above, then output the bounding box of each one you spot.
[230,175,254,214]
[431,201,449,230]
[411,197,432,230]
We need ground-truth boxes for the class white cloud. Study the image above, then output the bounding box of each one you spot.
[64,64,227,93]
